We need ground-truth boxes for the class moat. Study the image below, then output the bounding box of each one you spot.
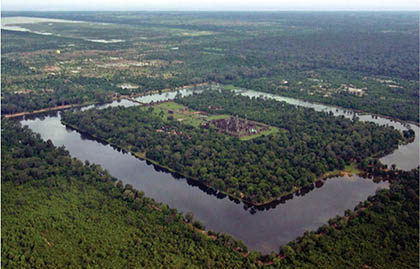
[20,89,419,254]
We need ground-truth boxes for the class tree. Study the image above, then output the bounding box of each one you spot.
[185,212,194,223]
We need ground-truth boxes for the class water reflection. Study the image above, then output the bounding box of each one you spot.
[135,88,204,104]
[62,114,390,214]
[233,88,419,171]
[21,113,391,253]
[17,88,418,254]
[128,86,419,170]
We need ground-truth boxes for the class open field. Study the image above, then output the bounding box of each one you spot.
[240,127,280,141]
[150,101,279,139]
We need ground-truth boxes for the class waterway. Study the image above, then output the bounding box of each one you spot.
[235,88,419,170]
[1,16,125,43]
[20,88,418,254]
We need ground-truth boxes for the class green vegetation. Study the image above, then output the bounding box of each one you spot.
[223,84,236,90]
[2,119,417,268]
[233,69,419,123]
[239,126,279,141]
[271,168,419,268]
[157,101,188,111]
[344,163,361,175]
[151,101,222,127]
[151,101,276,139]
[62,91,404,204]
[2,11,419,268]
[1,120,253,268]
[2,12,418,121]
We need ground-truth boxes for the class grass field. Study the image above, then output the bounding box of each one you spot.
[149,101,210,127]
[145,101,279,140]
[223,84,236,90]
[344,163,362,174]
[240,126,280,141]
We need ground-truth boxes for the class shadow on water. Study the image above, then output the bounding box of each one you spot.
[16,93,417,254]
[17,96,418,215]
[51,115,357,213]
[69,121,349,212]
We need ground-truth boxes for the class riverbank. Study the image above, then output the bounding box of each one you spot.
[62,120,256,205]
[10,90,407,209]
[1,82,207,120]
[21,107,409,254]
[232,86,419,127]
[61,119,399,209]
[119,82,209,99]
[2,102,97,119]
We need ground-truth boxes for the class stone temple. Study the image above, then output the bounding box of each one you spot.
[202,115,269,137]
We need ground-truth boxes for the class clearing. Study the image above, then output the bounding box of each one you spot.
[148,101,279,140]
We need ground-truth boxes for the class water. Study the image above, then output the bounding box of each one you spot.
[80,99,138,111]
[139,86,419,170]
[1,16,125,43]
[86,39,125,43]
[234,88,419,171]
[20,89,418,254]
[135,88,203,104]
[1,16,83,33]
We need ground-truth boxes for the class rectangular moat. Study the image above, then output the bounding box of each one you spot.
[20,109,393,254]
[18,90,419,254]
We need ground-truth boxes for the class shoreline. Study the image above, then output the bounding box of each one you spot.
[119,82,209,99]
[2,102,97,119]
[61,120,401,208]
[5,84,412,208]
[3,82,418,128]
[1,82,207,119]
[232,86,420,127]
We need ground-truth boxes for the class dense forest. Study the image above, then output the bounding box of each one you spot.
[62,92,406,204]
[2,11,419,268]
[271,168,419,268]
[2,119,418,268]
[2,12,418,122]
[232,69,419,123]
[1,120,254,268]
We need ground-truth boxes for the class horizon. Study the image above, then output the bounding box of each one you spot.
[2,10,420,12]
[2,0,419,12]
